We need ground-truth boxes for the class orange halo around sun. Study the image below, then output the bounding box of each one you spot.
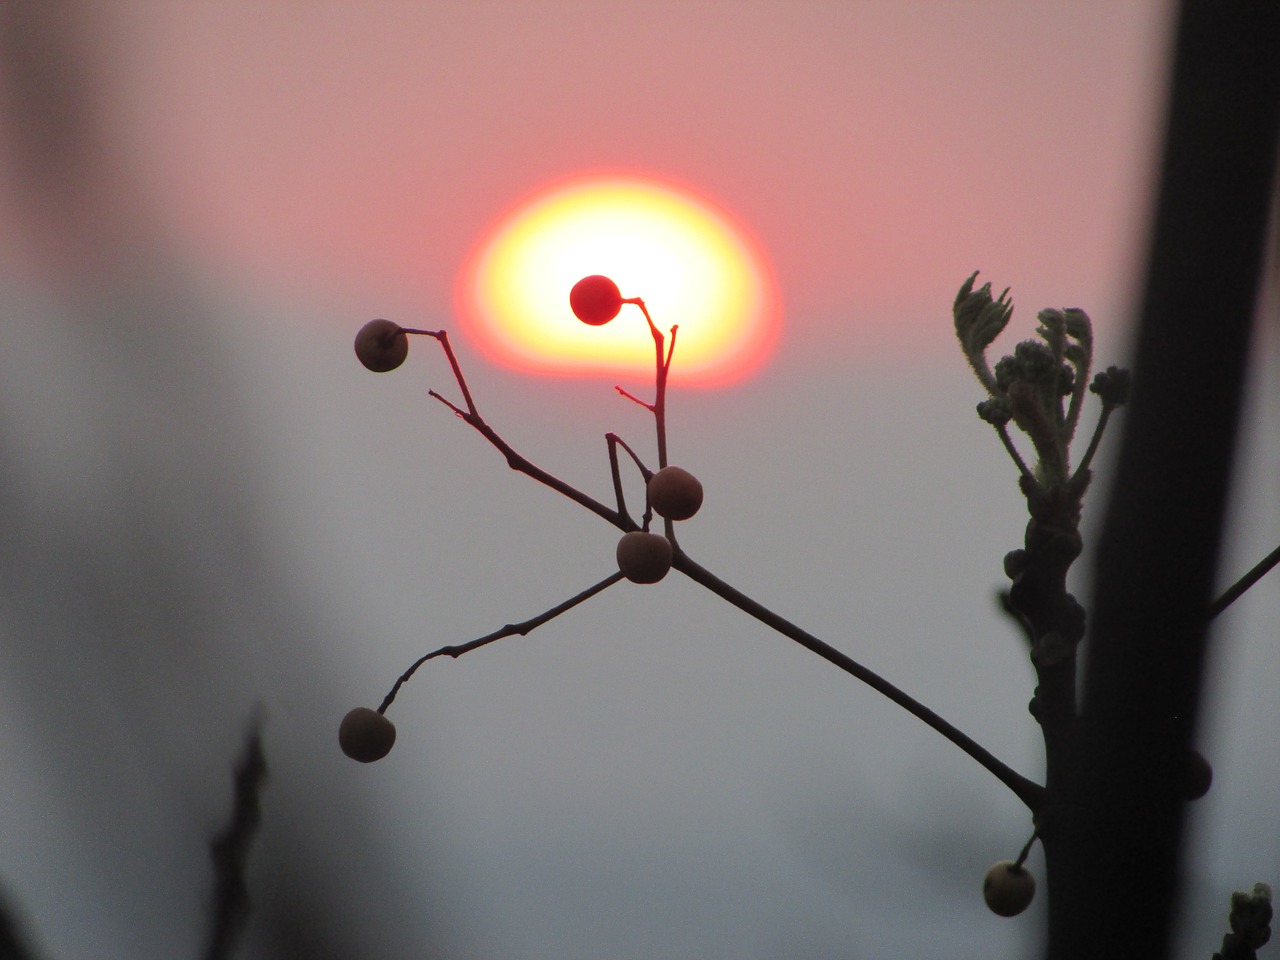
[457,175,778,385]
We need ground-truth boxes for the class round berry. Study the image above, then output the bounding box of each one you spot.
[616,531,673,584]
[648,466,704,521]
[570,275,623,325]
[339,706,396,762]
[1183,749,1213,800]
[983,861,1036,917]
[354,319,409,372]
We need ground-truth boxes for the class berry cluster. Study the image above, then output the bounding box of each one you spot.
[341,274,704,761]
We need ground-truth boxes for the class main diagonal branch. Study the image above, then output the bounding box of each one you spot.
[419,332,1046,812]
[671,549,1047,812]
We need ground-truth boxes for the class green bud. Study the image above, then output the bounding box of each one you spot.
[954,272,1013,361]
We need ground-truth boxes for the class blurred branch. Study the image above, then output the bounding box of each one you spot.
[203,718,268,960]
[0,888,42,960]
[1209,543,1280,619]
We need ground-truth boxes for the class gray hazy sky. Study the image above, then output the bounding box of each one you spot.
[1,3,1277,959]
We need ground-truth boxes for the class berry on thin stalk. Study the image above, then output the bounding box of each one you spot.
[339,706,397,762]
[648,466,703,521]
[354,319,410,372]
[983,861,1036,917]
[570,275,624,326]
[616,531,673,583]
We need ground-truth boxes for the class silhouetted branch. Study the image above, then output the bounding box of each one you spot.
[203,718,268,960]
[378,572,626,713]
[1210,543,1280,619]
[408,326,1045,808]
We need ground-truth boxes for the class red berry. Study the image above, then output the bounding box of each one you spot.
[983,861,1036,917]
[616,531,673,583]
[570,275,623,325]
[339,706,396,762]
[648,466,704,521]
[354,319,409,372]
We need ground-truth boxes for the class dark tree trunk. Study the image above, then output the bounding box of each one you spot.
[1043,2,1280,959]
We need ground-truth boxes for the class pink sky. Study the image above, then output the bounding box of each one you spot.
[54,1,1169,366]
[12,7,1275,960]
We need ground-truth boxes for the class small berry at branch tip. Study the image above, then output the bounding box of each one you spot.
[339,706,396,762]
[983,861,1036,917]
[616,531,673,583]
[355,319,409,372]
[570,275,624,325]
[648,466,704,521]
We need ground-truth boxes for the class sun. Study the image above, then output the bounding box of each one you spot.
[458,175,777,385]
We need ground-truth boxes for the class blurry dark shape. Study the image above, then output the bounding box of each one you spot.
[204,717,268,960]
[1049,1,1280,959]
[0,0,145,278]
[0,4,451,958]
[0,885,43,960]
[1213,884,1273,960]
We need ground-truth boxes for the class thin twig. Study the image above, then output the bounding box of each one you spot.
[1070,404,1115,485]
[995,424,1039,487]
[606,434,630,520]
[1013,823,1042,869]
[378,572,626,713]
[606,432,653,528]
[615,385,655,411]
[424,341,626,529]
[631,298,670,470]
[1209,542,1280,618]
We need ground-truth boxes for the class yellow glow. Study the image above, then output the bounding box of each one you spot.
[459,175,777,385]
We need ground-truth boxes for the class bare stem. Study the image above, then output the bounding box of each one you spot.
[629,298,670,470]
[670,547,1047,811]
[378,572,627,713]
[996,424,1039,487]
[1210,541,1280,618]
[1070,404,1114,485]
[425,340,627,530]
[606,432,654,528]
[1013,823,1041,869]
[615,385,655,411]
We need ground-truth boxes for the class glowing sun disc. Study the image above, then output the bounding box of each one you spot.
[458,175,777,385]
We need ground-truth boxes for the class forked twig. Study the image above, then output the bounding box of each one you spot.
[406,328,1047,811]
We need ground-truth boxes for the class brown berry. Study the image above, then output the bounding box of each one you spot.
[354,319,409,372]
[339,706,396,762]
[648,466,704,521]
[983,861,1036,917]
[616,531,673,583]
